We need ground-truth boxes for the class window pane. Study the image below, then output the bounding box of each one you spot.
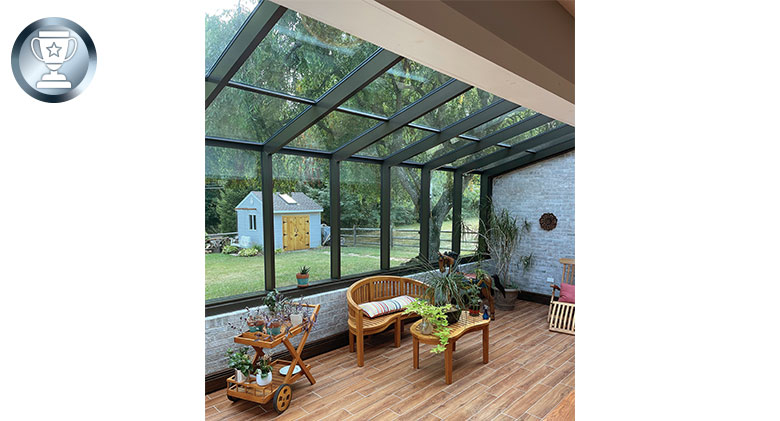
[272,154,330,287]
[408,138,472,164]
[428,170,453,260]
[288,111,379,151]
[342,59,450,117]
[234,9,378,100]
[411,88,498,130]
[464,107,536,139]
[503,120,564,146]
[391,167,421,267]
[206,87,307,142]
[205,146,265,301]
[205,0,260,74]
[340,162,380,275]
[360,127,429,158]
[452,145,504,167]
[461,174,480,255]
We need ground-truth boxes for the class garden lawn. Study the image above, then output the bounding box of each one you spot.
[206,245,420,300]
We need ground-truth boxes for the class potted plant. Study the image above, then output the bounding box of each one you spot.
[296,266,310,288]
[226,348,253,384]
[402,299,451,353]
[265,314,283,336]
[415,257,470,324]
[289,300,304,326]
[466,286,482,316]
[255,355,273,386]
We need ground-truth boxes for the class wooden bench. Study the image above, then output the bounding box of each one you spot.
[346,276,428,367]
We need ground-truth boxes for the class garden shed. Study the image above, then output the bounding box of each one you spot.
[235,191,323,251]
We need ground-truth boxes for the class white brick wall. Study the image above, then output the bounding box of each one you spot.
[205,262,482,376]
[492,150,574,295]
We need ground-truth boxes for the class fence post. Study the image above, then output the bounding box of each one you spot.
[353,225,357,246]
[390,224,394,248]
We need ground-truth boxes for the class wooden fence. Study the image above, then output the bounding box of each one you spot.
[339,226,478,249]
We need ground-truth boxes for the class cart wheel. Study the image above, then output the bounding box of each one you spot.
[226,394,238,402]
[273,383,292,413]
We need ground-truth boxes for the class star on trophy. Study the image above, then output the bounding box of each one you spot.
[30,30,78,88]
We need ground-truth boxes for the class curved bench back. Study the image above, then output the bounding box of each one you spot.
[348,275,427,305]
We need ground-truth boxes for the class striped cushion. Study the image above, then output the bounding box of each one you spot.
[359,295,415,318]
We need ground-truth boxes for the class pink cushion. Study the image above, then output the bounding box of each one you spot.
[559,283,575,304]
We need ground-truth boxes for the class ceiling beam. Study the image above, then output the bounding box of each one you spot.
[483,138,575,177]
[263,49,402,154]
[423,113,553,170]
[205,1,287,108]
[454,125,575,173]
[383,100,519,167]
[332,79,472,160]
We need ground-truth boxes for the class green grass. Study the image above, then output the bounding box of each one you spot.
[205,245,420,300]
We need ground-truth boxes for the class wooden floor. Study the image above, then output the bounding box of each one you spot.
[206,301,574,421]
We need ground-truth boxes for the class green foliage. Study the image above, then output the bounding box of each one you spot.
[403,299,451,354]
[298,266,310,275]
[415,257,471,310]
[476,202,531,289]
[222,245,239,254]
[238,248,259,257]
[263,289,290,316]
[248,244,263,253]
[226,348,253,377]
[256,354,273,376]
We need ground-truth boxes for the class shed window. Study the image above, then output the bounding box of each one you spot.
[249,214,257,230]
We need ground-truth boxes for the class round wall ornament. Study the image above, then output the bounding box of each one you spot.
[539,213,557,231]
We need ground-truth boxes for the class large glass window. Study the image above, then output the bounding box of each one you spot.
[461,174,481,255]
[361,127,429,158]
[452,146,505,167]
[287,111,379,151]
[411,88,498,130]
[205,146,265,301]
[428,170,453,260]
[206,87,307,142]
[340,161,381,275]
[464,107,535,139]
[390,167,421,266]
[272,154,330,287]
[234,9,378,101]
[408,138,472,164]
[503,120,564,146]
[205,0,260,74]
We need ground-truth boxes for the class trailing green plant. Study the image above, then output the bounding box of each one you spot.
[256,354,273,377]
[226,348,253,377]
[298,265,310,275]
[402,299,451,353]
[238,247,259,257]
[222,245,239,254]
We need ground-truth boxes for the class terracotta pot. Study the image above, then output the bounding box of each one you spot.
[296,273,309,287]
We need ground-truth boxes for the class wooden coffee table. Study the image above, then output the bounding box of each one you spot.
[411,311,489,384]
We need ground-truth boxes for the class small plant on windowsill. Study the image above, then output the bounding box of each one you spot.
[403,299,451,354]
[296,266,310,288]
[226,348,253,384]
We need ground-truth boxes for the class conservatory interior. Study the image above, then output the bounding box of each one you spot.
[205,1,575,420]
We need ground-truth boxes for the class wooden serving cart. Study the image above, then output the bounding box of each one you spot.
[226,303,319,414]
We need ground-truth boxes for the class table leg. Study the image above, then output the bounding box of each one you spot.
[444,343,453,384]
[348,331,354,353]
[413,336,419,369]
[452,341,456,353]
[482,325,489,364]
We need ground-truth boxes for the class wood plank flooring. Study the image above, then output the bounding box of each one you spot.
[206,301,574,421]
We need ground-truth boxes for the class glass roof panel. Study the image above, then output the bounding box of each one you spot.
[411,88,499,130]
[206,87,307,142]
[360,127,430,158]
[205,0,260,74]
[287,111,379,151]
[342,59,451,117]
[452,145,504,167]
[408,138,473,164]
[233,9,378,100]
[464,107,536,139]
[503,120,565,146]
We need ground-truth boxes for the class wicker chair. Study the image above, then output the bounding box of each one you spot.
[548,258,575,335]
[346,276,428,367]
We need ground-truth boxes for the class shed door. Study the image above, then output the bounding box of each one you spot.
[282,215,310,251]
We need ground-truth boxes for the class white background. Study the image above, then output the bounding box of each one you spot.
[0,1,778,420]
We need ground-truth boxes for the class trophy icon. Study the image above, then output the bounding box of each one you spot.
[30,30,78,89]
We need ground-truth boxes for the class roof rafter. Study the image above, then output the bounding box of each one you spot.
[263,49,402,154]
[454,125,575,173]
[482,137,575,177]
[423,113,553,170]
[332,79,472,161]
[205,1,287,108]
[383,100,519,167]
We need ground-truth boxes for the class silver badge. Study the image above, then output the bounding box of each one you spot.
[11,17,97,103]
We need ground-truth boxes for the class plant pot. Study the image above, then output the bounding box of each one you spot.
[296,273,309,288]
[445,309,462,325]
[267,325,281,335]
[235,369,249,384]
[468,308,480,317]
[419,320,434,335]
[290,313,303,326]
[494,288,519,310]
[256,372,272,386]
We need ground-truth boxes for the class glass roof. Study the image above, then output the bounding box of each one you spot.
[287,111,379,151]
[464,107,536,139]
[205,0,260,74]
[408,138,473,164]
[233,9,379,100]
[360,127,430,158]
[206,87,307,142]
[452,145,504,167]
[411,88,498,130]
[503,120,564,146]
[341,59,451,117]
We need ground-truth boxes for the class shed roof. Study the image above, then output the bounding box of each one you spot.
[239,192,323,213]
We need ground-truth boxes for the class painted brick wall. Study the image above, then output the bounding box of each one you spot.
[205,262,482,376]
[492,150,574,295]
